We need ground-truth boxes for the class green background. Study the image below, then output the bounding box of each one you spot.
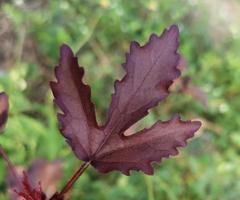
[0,0,240,199]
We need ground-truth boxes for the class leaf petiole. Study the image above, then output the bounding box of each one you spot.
[53,161,91,199]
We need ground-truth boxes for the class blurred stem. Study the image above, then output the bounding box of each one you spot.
[58,161,91,197]
[89,39,111,67]
[144,175,155,200]
[75,13,103,56]
[15,27,26,64]
[0,145,22,188]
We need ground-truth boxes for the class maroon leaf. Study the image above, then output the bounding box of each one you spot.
[50,47,101,161]
[15,171,47,200]
[181,77,208,108]
[0,93,63,199]
[51,25,201,175]
[173,56,208,108]
[8,160,62,200]
[0,92,48,199]
[104,25,180,135]
[184,85,208,108]
[92,116,200,175]
[0,92,9,132]
[0,146,46,200]
[27,160,63,198]
[7,160,63,200]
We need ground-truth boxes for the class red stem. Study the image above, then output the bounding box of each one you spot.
[58,161,91,197]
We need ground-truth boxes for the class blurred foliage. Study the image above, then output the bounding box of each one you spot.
[0,0,240,199]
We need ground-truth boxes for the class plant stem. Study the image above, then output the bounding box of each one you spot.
[0,145,22,188]
[59,161,91,197]
[144,175,155,200]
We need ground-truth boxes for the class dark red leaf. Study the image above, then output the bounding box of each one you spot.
[92,116,200,175]
[51,25,201,175]
[0,93,63,199]
[1,148,46,200]
[7,160,63,200]
[104,25,180,135]
[181,77,208,108]
[50,46,100,161]
[184,85,208,108]
[27,160,63,198]
[173,56,208,108]
[15,171,47,200]
[0,92,9,132]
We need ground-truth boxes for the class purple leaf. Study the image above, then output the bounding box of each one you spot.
[8,160,63,200]
[50,47,101,161]
[51,25,201,175]
[104,25,181,135]
[92,116,200,175]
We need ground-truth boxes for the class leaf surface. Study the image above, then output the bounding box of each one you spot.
[104,25,181,135]
[93,116,200,175]
[51,25,201,175]
[50,47,103,161]
[8,160,63,200]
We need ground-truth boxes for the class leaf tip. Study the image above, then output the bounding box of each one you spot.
[60,44,74,59]
[130,41,140,52]
[169,24,179,34]
[191,120,202,132]
[143,164,154,175]
[149,33,158,42]
[60,43,71,51]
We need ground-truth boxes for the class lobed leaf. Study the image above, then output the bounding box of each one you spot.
[92,116,200,175]
[50,47,102,161]
[104,25,181,135]
[51,25,201,175]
